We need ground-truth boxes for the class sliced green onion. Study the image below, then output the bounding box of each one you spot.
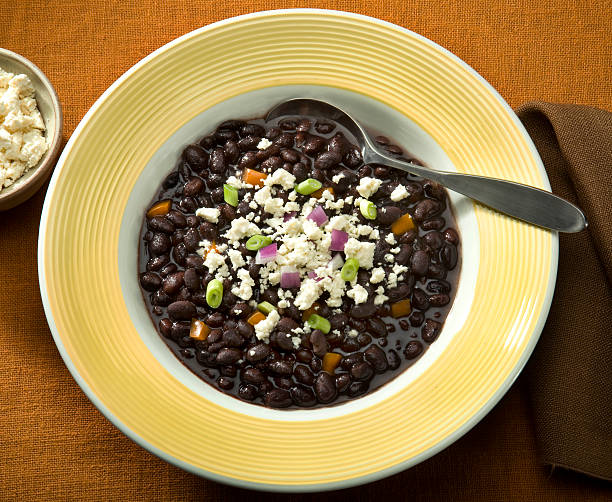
[206,279,223,308]
[223,184,238,207]
[245,234,273,251]
[295,178,322,195]
[341,258,360,281]
[257,301,276,315]
[359,199,377,220]
[307,314,331,334]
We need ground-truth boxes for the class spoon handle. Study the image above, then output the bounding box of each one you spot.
[375,155,587,233]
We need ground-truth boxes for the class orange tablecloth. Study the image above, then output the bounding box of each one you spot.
[2,1,611,500]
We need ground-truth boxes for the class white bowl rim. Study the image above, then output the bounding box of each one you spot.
[37,8,558,492]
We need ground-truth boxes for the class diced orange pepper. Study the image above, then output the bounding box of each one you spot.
[242,168,267,187]
[247,311,266,326]
[310,186,334,199]
[146,199,172,218]
[322,352,342,374]
[301,302,320,321]
[189,319,211,341]
[391,213,416,235]
[391,299,412,318]
[204,242,218,257]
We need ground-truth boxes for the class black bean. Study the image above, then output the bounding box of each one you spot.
[274,132,294,148]
[179,197,197,213]
[238,136,261,152]
[343,147,362,168]
[140,272,161,292]
[238,383,258,401]
[217,377,234,390]
[147,216,175,234]
[241,123,265,137]
[162,272,184,296]
[373,240,390,263]
[404,340,423,359]
[422,319,442,343]
[373,166,391,178]
[411,288,430,311]
[328,133,349,156]
[314,150,341,170]
[238,151,258,170]
[159,318,172,338]
[222,329,243,348]
[367,318,388,337]
[215,129,238,144]
[217,204,236,225]
[427,280,450,294]
[422,217,445,231]
[387,284,411,303]
[264,126,281,140]
[350,361,374,381]
[147,254,169,272]
[335,373,351,393]
[392,245,410,266]
[314,372,337,403]
[261,156,282,171]
[358,165,372,177]
[375,135,390,145]
[384,144,403,155]
[152,289,171,306]
[329,313,349,330]
[413,199,441,222]
[272,332,296,352]
[357,333,372,347]
[242,367,265,384]
[215,348,242,365]
[429,293,450,307]
[182,144,209,171]
[166,210,187,228]
[276,316,299,333]
[296,349,313,364]
[181,268,199,291]
[424,180,446,201]
[310,330,328,358]
[183,177,204,197]
[279,119,297,131]
[208,147,226,174]
[290,385,316,407]
[427,263,447,280]
[340,353,363,371]
[167,300,196,320]
[302,135,326,155]
[292,162,309,182]
[347,381,369,397]
[314,121,335,134]
[350,302,377,319]
[207,329,223,344]
[423,231,444,250]
[409,311,425,327]
[206,312,225,328]
[246,343,270,363]
[309,356,322,373]
[440,243,458,270]
[364,345,388,373]
[264,388,292,408]
[387,349,401,370]
[170,321,190,342]
[410,250,430,277]
[148,233,171,256]
[294,365,314,386]
[280,149,299,163]
[162,171,180,189]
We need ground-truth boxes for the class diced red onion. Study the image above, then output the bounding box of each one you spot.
[329,229,349,251]
[306,205,328,226]
[328,253,345,270]
[280,266,301,289]
[255,243,277,264]
[283,211,296,222]
[307,270,323,282]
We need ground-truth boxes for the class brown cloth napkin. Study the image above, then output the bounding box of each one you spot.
[516,102,612,481]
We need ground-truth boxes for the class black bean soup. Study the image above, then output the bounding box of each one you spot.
[139,113,461,409]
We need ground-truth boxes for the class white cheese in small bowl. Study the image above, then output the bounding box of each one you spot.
[0,67,48,191]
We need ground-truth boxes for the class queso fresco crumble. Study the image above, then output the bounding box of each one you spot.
[139,114,460,409]
[0,68,48,191]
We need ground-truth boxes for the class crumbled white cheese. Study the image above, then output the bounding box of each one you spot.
[392,264,409,275]
[374,292,389,305]
[263,197,285,217]
[224,175,242,189]
[257,138,273,150]
[254,185,273,206]
[388,272,398,288]
[348,329,359,338]
[291,336,302,349]
[265,167,296,190]
[390,184,409,201]
[356,177,382,198]
[294,278,322,310]
[384,253,395,263]
[390,247,400,254]
[254,309,280,341]
[357,224,373,237]
[347,284,368,304]
[344,238,376,269]
[224,217,260,242]
[302,219,322,241]
[385,233,396,245]
[204,251,226,272]
[195,207,220,223]
[228,249,246,268]
[370,267,385,284]
[231,268,255,300]
[0,69,47,190]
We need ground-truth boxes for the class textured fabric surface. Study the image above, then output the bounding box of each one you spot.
[1,0,611,500]
[516,103,612,481]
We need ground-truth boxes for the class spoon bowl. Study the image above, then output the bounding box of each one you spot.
[267,98,587,233]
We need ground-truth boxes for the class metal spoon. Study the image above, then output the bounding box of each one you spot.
[266,98,587,233]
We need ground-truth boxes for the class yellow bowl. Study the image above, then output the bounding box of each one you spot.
[38,9,557,492]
